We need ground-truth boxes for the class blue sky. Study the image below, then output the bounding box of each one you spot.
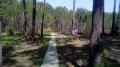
[37,0,119,13]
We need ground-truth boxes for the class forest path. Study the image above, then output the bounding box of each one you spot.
[41,33,59,67]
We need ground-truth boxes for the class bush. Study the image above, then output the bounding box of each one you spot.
[44,28,52,35]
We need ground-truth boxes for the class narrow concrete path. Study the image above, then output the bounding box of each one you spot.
[41,33,59,67]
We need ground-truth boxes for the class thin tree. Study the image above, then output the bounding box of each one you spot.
[89,0,103,67]
[117,0,120,21]
[0,16,2,67]
[71,0,78,40]
[41,0,46,38]
[102,0,105,35]
[72,0,76,28]
[115,0,120,35]
[31,0,36,42]
[111,0,116,35]
[0,7,2,67]
[23,0,27,37]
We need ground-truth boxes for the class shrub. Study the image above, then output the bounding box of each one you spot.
[44,28,52,35]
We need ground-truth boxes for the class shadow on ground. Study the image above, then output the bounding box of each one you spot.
[3,34,120,67]
[2,46,17,66]
[2,37,50,67]
[57,44,89,67]
[101,34,120,67]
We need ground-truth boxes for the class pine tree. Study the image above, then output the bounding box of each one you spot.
[111,0,116,36]
[23,0,27,37]
[41,0,46,38]
[89,0,103,67]
[31,0,36,42]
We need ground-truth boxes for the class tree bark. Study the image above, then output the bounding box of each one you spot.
[71,0,78,40]
[72,0,76,28]
[41,0,46,38]
[102,0,105,35]
[23,0,27,37]
[111,0,116,36]
[0,10,2,67]
[89,0,103,67]
[117,1,120,21]
[0,16,2,67]
[115,0,120,35]
[72,0,76,27]
[31,0,36,42]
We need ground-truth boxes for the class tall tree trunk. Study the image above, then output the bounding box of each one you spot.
[89,0,103,67]
[0,14,2,67]
[117,0,120,21]
[111,0,116,35]
[0,9,2,67]
[23,0,27,37]
[102,0,105,34]
[72,0,76,28]
[116,0,120,34]
[31,0,36,42]
[0,17,2,67]
[41,0,46,38]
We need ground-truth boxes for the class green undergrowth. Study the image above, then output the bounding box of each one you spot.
[95,52,114,67]
[2,32,51,67]
[2,33,24,46]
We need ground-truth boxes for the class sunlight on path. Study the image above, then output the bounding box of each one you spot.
[41,33,59,67]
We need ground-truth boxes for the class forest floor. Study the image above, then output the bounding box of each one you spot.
[55,34,120,67]
[2,33,120,67]
[2,33,51,67]
[56,34,89,67]
[101,34,120,67]
[2,33,90,67]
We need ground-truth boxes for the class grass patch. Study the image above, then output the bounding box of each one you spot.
[3,37,51,67]
[2,33,23,46]
[2,33,8,37]
[99,53,111,67]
